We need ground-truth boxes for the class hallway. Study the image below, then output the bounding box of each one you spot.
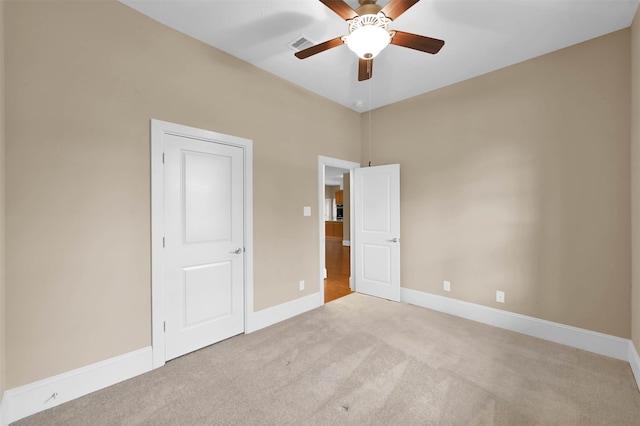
[324,236,352,303]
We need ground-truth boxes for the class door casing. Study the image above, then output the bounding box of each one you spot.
[317,156,360,304]
[151,119,253,369]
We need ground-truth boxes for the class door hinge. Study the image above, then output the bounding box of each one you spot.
[163,237,165,248]
[163,321,166,332]
[162,153,165,164]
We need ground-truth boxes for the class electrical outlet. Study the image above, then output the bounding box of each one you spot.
[496,291,505,303]
[443,280,451,292]
[299,280,305,291]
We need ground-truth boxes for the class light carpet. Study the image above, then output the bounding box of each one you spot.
[14,293,640,425]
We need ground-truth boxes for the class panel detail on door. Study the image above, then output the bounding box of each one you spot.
[362,244,391,285]
[362,173,391,233]
[184,151,232,244]
[183,262,232,327]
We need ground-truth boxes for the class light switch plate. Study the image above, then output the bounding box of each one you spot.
[303,206,311,217]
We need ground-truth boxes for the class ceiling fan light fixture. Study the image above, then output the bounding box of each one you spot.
[295,1,445,82]
[342,12,392,60]
[344,25,391,59]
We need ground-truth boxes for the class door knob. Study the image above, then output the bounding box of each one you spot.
[388,238,399,243]
[229,248,243,254]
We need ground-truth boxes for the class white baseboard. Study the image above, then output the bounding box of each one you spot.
[2,296,635,426]
[1,346,153,425]
[1,293,323,425]
[246,292,321,333]
[401,288,631,362]
[630,342,640,392]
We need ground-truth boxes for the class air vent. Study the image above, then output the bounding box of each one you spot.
[286,35,315,52]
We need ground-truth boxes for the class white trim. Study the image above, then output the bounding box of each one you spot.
[246,293,321,333]
[630,342,640,392]
[342,240,351,246]
[150,119,166,369]
[401,288,631,361]
[1,300,635,426]
[1,347,152,425]
[150,119,253,369]
[317,156,360,306]
[0,395,6,426]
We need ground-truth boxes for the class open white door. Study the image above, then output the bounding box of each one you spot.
[353,164,401,301]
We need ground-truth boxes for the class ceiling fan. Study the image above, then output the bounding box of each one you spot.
[295,0,445,81]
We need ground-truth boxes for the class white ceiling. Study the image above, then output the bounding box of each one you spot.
[121,0,639,112]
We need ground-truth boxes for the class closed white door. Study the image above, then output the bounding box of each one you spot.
[354,164,401,301]
[164,133,245,361]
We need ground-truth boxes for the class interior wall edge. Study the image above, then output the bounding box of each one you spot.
[629,342,640,391]
[631,1,640,369]
[0,0,7,401]
[630,342,640,392]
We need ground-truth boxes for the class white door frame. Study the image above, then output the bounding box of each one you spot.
[151,119,253,369]
[317,156,360,305]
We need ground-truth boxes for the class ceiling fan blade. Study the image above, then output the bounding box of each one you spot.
[380,0,420,20]
[295,36,345,59]
[319,0,359,21]
[390,30,445,54]
[358,58,373,81]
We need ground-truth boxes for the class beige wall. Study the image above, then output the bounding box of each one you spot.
[0,0,6,397]
[3,0,637,393]
[363,29,632,338]
[325,185,340,206]
[632,8,640,354]
[4,0,360,388]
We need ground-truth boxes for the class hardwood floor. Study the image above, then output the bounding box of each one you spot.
[324,236,353,303]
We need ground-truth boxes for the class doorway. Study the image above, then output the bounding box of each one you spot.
[324,166,351,303]
[317,156,360,305]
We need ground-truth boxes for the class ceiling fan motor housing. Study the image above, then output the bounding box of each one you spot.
[356,3,383,15]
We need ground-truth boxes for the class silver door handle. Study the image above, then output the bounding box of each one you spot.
[388,238,399,243]
[229,248,243,254]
